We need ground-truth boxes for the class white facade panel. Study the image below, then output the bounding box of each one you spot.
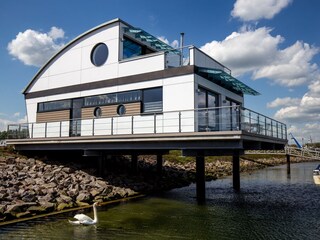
[77,24,119,48]
[25,102,38,123]
[29,76,49,92]
[163,75,195,112]
[118,53,165,77]
[117,79,163,92]
[49,48,81,75]
[193,48,226,71]
[81,63,119,84]
[48,71,81,89]
[47,92,81,101]
[80,86,118,98]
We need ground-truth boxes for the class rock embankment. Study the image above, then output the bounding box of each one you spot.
[0,152,294,222]
[0,156,138,221]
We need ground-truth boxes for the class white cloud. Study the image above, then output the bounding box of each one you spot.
[7,27,65,67]
[267,97,301,108]
[201,27,283,76]
[200,27,319,87]
[253,41,319,87]
[48,26,65,40]
[231,0,292,21]
[157,36,179,49]
[0,113,27,131]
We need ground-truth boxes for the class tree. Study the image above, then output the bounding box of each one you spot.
[0,131,7,140]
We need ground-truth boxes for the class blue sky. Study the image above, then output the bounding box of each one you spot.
[1,0,320,144]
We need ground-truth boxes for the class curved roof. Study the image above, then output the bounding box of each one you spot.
[23,18,129,94]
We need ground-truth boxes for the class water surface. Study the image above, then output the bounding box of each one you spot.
[1,162,319,239]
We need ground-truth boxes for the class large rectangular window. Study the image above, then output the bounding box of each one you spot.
[123,37,155,59]
[142,87,163,113]
[84,90,141,107]
[38,100,71,112]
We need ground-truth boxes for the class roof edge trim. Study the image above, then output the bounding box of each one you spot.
[23,18,131,95]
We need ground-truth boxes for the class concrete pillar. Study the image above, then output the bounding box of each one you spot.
[286,154,291,175]
[97,156,105,177]
[156,154,163,176]
[232,153,240,191]
[196,155,206,203]
[131,154,138,174]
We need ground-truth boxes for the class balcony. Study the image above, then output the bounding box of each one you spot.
[7,106,286,146]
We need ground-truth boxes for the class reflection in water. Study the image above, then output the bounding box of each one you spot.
[1,162,319,240]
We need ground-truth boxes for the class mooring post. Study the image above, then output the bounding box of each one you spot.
[286,154,291,175]
[196,155,206,203]
[232,152,240,191]
[131,153,138,174]
[156,154,163,176]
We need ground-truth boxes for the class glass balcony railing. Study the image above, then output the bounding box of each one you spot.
[7,106,287,141]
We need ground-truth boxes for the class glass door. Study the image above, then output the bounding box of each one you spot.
[70,98,83,136]
[197,88,219,131]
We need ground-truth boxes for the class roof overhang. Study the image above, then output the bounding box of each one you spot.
[196,67,260,96]
[123,27,180,54]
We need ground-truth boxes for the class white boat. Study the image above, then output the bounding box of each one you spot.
[313,164,320,185]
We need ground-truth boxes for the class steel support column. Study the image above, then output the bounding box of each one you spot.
[286,154,291,175]
[232,152,240,191]
[156,154,163,176]
[131,154,138,174]
[196,155,205,203]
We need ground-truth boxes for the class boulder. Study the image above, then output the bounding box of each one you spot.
[39,202,55,212]
[57,194,73,204]
[76,201,90,207]
[5,157,16,164]
[76,192,92,203]
[57,202,73,211]
[16,211,32,219]
[90,188,101,198]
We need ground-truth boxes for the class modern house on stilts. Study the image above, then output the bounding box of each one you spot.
[7,18,287,201]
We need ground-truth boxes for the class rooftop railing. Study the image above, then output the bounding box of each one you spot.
[7,106,287,141]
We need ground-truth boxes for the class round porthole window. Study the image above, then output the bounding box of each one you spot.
[117,104,126,116]
[94,107,102,118]
[91,43,108,66]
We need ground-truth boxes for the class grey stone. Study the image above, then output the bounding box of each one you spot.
[76,192,92,202]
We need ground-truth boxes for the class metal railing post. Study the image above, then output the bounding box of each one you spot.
[45,122,47,138]
[31,123,34,139]
[264,117,267,136]
[111,117,114,135]
[59,121,62,137]
[92,119,95,136]
[249,111,252,133]
[206,109,209,131]
[238,107,241,130]
[179,111,182,132]
[154,113,157,134]
[131,116,134,134]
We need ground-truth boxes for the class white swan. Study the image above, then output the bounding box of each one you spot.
[69,202,100,225]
